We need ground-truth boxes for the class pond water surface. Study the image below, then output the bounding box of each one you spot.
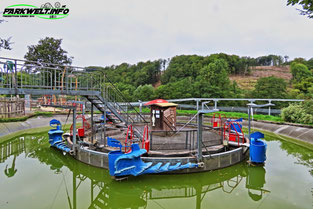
[0,132,312,209]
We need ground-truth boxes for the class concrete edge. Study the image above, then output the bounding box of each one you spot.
[0,114,312,149]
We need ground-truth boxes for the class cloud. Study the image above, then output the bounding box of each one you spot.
[0,0,312,67]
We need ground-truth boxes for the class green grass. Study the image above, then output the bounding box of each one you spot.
[135,107,283,122]
[0,124,72,144]
[0,111,54,123]
[177,110,283,122]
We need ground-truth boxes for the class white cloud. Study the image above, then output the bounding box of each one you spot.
[0,0,312,67]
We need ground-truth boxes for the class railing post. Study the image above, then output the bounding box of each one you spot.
[196,99,199,110]
[150,132,153,150]
[214,99,218,110]
[14,60,18,94]
[197,112,203,161]
[248,105,251,141]
[66,67,69,93]
[54,69,57,90]
[91,104,94,144]
[72,108,77,154]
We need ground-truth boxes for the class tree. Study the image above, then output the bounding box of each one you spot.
[199,59,230,89]
[0,20,12,51]
[290,62,312,83]
[133,85,155,101]
[194,59,231,98]
[253,76,287,99]
[287,0,313,18]
[282,101,313,124]
[24,37,72,65]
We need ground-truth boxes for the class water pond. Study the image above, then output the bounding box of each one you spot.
[0,131,312,209]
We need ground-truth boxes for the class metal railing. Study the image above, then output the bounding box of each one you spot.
[104,75,147,124]
[0,57,103,92]
[149,129,198,151]
[0,56,146,126]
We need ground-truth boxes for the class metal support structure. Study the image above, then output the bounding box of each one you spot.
[73,108,77,153]
[91,104,94,143]
[248,106,251,141]
[139,100,142,114]
[196,100,199,111]
[214,99,218,110]
[197,112,203,161]
[247,102,275,141]
[73,171,77,209]
[14,60,18,94]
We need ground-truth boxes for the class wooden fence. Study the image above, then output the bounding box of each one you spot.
[0,98,25,118]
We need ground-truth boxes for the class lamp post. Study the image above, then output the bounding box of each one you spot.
[247,103,275,141]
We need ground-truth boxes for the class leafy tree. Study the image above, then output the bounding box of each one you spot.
[114,83,136,102]
[253,76,287,99]
[133,85,155,101]
[292,77,313,97]
[161,55,210,84]
[23,37,73,87]
[255,55,284,66]
[155,78,193,99]
[194,59,231,98]
[199,59,230,89]
[24,37,72,65]
[290,62,312,83]
[287,0,313,18]
[0,20,12,51]
[306,58,313,70]
[282,101,313,124]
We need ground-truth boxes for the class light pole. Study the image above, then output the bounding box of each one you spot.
[247,103,275,141]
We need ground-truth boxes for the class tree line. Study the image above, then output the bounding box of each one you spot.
[16,37,313,106]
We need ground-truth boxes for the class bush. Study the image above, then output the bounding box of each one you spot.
[281,102,313,124]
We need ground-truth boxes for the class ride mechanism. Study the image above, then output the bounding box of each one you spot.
[47,111,267,177]
[107,124,198,177]
[48,119,71,154]
[47,102,267,178]
[214,112,267,164]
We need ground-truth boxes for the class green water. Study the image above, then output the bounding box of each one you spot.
[0,132,312,209]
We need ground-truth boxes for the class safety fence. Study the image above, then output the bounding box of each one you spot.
[0,97,25,118]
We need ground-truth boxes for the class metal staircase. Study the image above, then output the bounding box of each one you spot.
[0,57,147,139]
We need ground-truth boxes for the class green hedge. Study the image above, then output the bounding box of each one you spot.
[281,101,313,125]
[0,111,53,123]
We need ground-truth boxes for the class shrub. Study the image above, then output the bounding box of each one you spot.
[281,101,313,124]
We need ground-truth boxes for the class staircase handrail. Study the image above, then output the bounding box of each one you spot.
[104,75,147,123]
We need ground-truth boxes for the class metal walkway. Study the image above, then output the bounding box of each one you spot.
[0,57,147,137]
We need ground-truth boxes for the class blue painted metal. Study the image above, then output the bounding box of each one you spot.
[226,118,243,133]
[107,137,122,149]
[100,112,111,122]
[250,132,267,163]
[108,143,198,177]
[48,119,71,153]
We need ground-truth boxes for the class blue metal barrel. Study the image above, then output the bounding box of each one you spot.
[250,138,267,163]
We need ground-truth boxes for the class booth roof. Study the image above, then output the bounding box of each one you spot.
[153,102,178,107]
[144,99,169,106]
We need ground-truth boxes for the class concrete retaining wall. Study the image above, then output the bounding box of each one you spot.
[0,115,73,138]
[0,115,312,146]
[243,121,313,145]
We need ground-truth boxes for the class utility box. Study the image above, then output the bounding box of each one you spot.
[149,103,178,131]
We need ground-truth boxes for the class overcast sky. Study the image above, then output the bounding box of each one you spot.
[0,0,312,67]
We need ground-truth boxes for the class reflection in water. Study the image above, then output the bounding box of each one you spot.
[1,137,25,178]
[4,155,17,177]
[246,166,268,201]
[0,134,273,209]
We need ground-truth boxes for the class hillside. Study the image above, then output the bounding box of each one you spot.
[229,66,292,90]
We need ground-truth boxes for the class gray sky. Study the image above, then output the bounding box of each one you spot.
[0,0,312,67]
